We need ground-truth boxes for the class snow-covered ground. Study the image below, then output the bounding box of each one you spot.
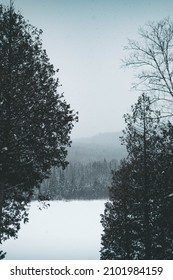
[2,200,106,260]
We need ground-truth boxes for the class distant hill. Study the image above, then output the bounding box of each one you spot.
[67,132,127,163]
[73,131,123,146]
[38,132,127,200]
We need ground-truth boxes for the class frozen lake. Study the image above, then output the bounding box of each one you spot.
[2,200,106,260]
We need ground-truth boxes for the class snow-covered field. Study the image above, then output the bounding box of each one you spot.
[2,200,106,260]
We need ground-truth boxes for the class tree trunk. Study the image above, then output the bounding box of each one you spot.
[143,105,151,259]
[0,183,6,259]
[0,183,4,244]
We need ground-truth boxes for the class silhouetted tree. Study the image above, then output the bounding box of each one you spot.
[0,3,78,250]
[123,18,173,118]
[100,159,139,259]
[101,94,173,259]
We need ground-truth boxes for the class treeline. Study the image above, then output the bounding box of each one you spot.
[35,159,117,200]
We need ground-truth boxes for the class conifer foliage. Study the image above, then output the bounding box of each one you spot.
[100,94,173,259]
[0,3,77,249]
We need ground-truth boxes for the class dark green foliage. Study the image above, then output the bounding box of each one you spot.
[101,160,139,259]
[100,94,173,259]
[0,250,6,259]
[0,3,77,245]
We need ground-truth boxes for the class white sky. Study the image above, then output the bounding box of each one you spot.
[1,0,173,138]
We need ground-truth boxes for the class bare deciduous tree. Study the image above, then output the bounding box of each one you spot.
[123,18,173,117]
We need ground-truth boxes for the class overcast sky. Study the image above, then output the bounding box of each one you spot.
[1,0,173,138]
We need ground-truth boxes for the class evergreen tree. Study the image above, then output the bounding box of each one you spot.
[100,159,140,259]
[122,93,160,259]
[100,94,173,259]
[150,121,173,258]
[0,3,77,247]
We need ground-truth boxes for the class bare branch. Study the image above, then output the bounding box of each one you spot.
[123,18,173,117]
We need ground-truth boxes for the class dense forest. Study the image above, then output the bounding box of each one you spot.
[33,132,122,200]
[35,159,117,200]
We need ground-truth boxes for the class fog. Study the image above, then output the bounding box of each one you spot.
[2,0,173,138]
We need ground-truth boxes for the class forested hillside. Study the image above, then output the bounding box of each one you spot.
[37,159,117,200]
[35,132,122,200]
[68,132,126,163]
